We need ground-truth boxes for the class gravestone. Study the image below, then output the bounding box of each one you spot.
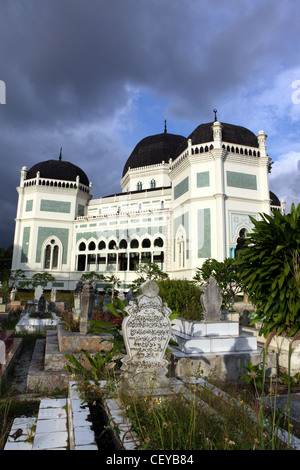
[10,287,17,301]
[200,276,222,322]
[118,291,125,302]
[74,281,83,318]
[79,283,95,334]
[34,285,44,302]
[121,280,172,390]
[51,288,57,302]
[126,290,134,305]
[0,339,5,365]
[102,291,111,313]
[37,294,46,318]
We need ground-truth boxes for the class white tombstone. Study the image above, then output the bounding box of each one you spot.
[10,287,17,301]
[34,285,44,302]
[51,288,57,302]
[0,339,5,365]
[121,280,172,390]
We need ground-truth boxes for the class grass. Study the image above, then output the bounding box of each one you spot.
[115,377,296,451]
[0,399,40,450]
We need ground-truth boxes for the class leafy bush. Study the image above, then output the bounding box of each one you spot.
[235,203,300,338]
[156,279,203,321]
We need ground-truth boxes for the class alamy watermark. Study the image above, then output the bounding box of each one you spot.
[0,80,6,104]
[291,80,300,104]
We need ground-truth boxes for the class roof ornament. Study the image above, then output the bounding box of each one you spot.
[213,109,218,122]
[164,120,167,133]
[59,147,62,161]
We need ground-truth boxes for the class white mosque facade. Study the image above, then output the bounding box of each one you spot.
[11,119,283,291]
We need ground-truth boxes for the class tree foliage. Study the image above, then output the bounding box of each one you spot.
[235,204,300,338]
[131,260,168,291]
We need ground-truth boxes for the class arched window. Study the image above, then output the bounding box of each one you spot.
[43,239,61,270]
[142,238,151,248]
[130,239,139,249]
[119,239,128,249]
[137,181,143,191]
[108,240,117,250]
[154,237,164,248]
[150,179,156,189]
[235,228,247,258]
[79,242,86,251]
[98,241,106,250]
[88,241,96,250]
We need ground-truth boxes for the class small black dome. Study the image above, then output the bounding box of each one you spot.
[122,132,186,177]
[27,159,89,186]
[270,191,280,206]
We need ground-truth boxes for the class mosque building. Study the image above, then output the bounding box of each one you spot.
[11,115,283,290]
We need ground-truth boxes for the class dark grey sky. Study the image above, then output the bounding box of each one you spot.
[0,0,300,247]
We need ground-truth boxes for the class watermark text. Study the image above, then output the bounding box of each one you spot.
[291,80,300,104]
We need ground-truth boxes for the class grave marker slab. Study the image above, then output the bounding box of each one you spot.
[121,280,172,390]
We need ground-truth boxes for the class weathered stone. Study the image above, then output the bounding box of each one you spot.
[38,294,46,318]
[0,339,5,365]
[121,280,172,390]
[79,283,95,334]
[34,285,44,302]
[200,277,222,322]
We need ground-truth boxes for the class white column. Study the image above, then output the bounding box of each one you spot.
[257,130,271,215]
[212,148,226,261]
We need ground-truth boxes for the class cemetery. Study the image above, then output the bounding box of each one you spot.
[0,265,299,450]
[0,205,299,451]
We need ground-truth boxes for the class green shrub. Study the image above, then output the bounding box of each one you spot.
[156,279,203,321]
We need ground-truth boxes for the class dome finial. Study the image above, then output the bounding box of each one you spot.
[213,109,218,122]
[59,147,62,161]
[164,119,167,133]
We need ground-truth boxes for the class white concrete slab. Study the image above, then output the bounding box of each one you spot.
[32,431,68,450]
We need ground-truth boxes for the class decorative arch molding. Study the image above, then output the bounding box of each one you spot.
[175,224,187,269]
[41,236,63,271]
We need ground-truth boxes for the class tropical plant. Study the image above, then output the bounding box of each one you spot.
[89,297,127,355]
[80,271,105,283]
[131,260,168,292]
[21,271,56,288]
[9,269,26,289]
[64,348,119,384]
[234,203,300,338]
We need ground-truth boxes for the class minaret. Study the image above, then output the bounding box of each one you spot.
[257,130,270,214]
[211,110,226,260]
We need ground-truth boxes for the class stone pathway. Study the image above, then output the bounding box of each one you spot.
[8,346,33,394]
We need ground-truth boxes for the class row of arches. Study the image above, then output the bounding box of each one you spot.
[76,236,165,272]
[222,145,260,157]
[24,179,90,193]
[190,143,260,157]
[78,236,164,252]
[191,144,214,154]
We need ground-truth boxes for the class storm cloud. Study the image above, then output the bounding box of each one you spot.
[0,0,299,246]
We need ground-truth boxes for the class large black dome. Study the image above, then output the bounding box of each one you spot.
[190,122,259,147]
[26,159,89,186]
[122,132,186,177]
[175,121,259,157]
